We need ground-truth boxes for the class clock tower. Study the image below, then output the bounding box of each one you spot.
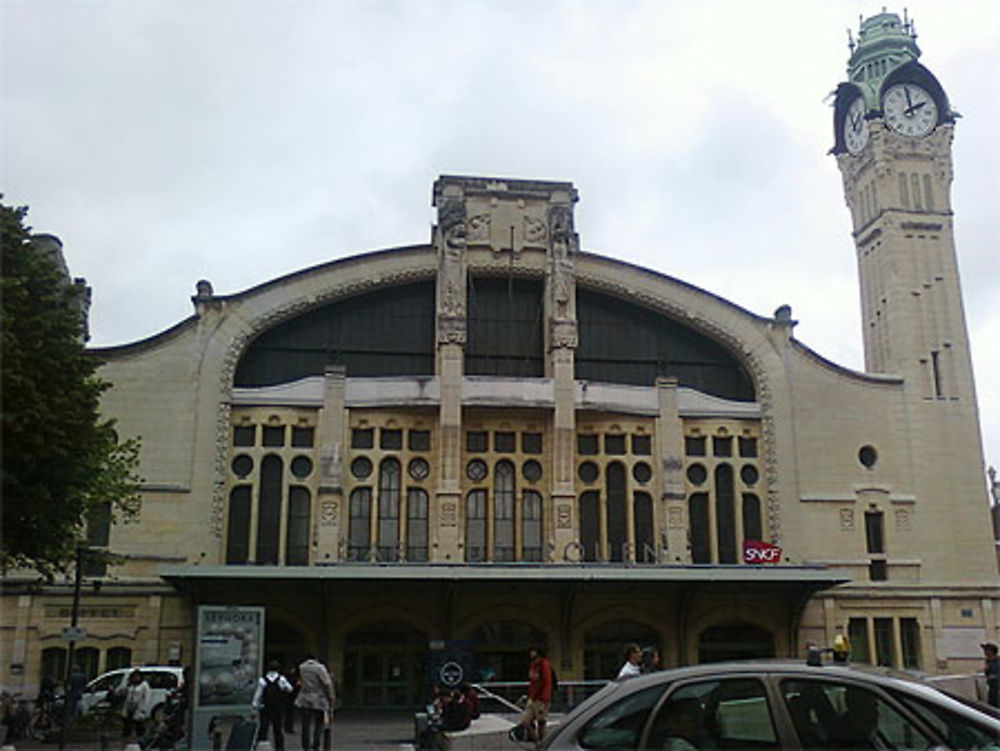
[832,9,971,396]
[832,10,991,582]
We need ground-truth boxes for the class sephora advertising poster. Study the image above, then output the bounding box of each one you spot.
[195,605,264,708]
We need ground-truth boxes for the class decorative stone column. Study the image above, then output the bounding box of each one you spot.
[547,201,579,561]
[317,365,346,562]
[433,189,468,562]
[657,377,688,561]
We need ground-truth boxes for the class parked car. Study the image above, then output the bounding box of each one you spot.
[539,661,1000,750]
[78,666,184,722]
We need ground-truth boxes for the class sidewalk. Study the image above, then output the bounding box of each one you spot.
[3,710,422,751]
[2,710,526,751]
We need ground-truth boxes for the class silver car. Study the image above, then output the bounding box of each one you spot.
[540,661,1000,750]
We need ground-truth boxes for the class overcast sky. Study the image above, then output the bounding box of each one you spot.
[3,0,998,486]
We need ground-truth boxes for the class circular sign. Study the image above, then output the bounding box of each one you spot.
[439,660,464,687]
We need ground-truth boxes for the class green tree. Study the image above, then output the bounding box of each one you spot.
[1,200,142,576]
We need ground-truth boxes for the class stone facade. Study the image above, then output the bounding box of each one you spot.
[2,11,996,709]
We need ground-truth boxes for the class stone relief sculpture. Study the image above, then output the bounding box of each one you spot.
[437,197,467,344]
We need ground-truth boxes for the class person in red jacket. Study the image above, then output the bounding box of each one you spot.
[510,645,552,743]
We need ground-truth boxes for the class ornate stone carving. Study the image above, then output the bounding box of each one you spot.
[840,508,855,532]
[321,499,339,526]
[440,501,458,527]
[556,503,572,529]
[894,507,911,532]
[549,319,578,349]
[524,215,547,245]
[437,198,467,344]
[467,213,490,243]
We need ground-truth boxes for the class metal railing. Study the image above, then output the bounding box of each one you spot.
[472,680,609,714]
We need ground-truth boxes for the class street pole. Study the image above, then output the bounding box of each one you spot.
[59,545,84,750]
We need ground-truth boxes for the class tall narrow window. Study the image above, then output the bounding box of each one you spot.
[743,494,762,542]
[634,492,654,563]
[84,501,112,576]
[226,486,252,564]
[286,486,311,565]
[931,350,943,398]
[106,647,132,671]
[522,490,543,562]
[257,456,283,565]
[715,464,736,564]
[407,489,429,562]
[606,462,627,562]
[348,487,372,560]
[494,461,515,562]
[899,173,910,208]
[864,510,885,554]
[377,459,401,560]
[466,490,487,562]
[922,175,934,210]
[874,617,894,666]
[911,174,922,209]
[579,491,600,562]
[848,618,870,663]
[901,618,921,669]
[689,493,710,564]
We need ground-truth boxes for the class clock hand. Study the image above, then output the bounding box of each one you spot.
[905,101,927,117]
[904,86,913,109]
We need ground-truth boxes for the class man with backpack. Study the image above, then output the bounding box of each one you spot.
[252,659,294,751]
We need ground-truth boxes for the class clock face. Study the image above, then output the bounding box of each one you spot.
[883,84,938,137]
[843,96,869,154]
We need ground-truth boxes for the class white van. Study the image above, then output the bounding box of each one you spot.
[78,666,184,721]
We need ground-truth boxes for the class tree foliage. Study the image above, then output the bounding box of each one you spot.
[1,200,142,575]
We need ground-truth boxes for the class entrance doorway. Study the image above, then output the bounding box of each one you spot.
[343,622,426,709]
[698,622,775,663]
[467,621,546,683]
[584,621,660,680]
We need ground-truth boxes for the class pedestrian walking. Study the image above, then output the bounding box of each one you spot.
[253,659,294,750]
[294,655,334,751]
[509,645,552,743]
[616,643,643,680]
[121,670,151,739]
[982,642,999,707]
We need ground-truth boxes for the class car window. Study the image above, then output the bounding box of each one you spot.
[87,672,123,694]
[889,690,1000,751]
[579,685,667,750]
[647,678,778,750]
[781,678,933,750]
[144,671,178,690]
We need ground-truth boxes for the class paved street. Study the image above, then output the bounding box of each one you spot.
[3,710,519,751]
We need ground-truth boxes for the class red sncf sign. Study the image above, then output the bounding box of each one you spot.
[743,540,782,564]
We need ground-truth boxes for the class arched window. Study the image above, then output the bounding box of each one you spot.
[493,461,515,562]
[715,464,736,564]
[743,494,762,542]
[348,487,372,560]
[75,647,100,680]
[286,486,311,566]
[466,490,487,562]
[41,647,67,685]
[406,489,428,562]
[257,455,283,565]
[377,458,401,561]
[606,463,627,562]
[634,492,654,563]
[579,491,600,562]
[226,485,252,564]
[689,493,711,564]
[106,647,132,671]
[522,491,543,562]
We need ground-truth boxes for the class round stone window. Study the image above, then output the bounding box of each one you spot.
[231,454,253,478]
[290,456,313,479]
[858,445,878,469]
[632,462,652,484]
[578,461,599,484]
[686,463,708,486]
[408,457,430,481]
[522,460,543,483]
[466,459,488,483]
[350,456,373,479]
[740,465,759,486]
